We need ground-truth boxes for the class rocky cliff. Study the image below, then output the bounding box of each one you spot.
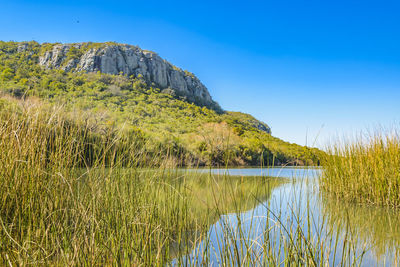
[37,42,216,108]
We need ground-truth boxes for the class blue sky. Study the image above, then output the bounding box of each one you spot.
[1,0,400,147]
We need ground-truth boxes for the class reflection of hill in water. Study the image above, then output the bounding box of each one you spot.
[321,196,400,259]
[168,172,285,259]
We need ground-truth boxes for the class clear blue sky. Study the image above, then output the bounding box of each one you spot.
[1,0,400,148]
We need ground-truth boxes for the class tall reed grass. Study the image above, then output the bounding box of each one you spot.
[0,98,276,265]
[0,97,369,265]
[321,130,400,207]
[0,98,182,265]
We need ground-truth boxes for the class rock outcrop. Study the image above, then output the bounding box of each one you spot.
[38,42,216,107]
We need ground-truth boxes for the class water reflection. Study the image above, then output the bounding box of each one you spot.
[172,168,400,266]
[169,171,285,260]
[321,196,400,264]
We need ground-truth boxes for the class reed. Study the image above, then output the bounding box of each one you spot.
[321,130,400,207]
[0,98,368,265]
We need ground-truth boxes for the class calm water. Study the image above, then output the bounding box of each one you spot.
[172,167,400,266]
[192,166,321,179]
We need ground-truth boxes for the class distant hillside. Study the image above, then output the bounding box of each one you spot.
[19,41,220,111]
[0,41,323,166]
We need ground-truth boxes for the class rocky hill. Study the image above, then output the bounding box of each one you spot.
[33,42,217,109]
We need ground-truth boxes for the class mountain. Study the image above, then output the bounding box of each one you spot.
[29,41,219,111]
[0,41,322,166]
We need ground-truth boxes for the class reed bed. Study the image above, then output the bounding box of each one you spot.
[0,98,368,266]
[0,100,189,265]
[321,130,400,208]
[0,99,273,265]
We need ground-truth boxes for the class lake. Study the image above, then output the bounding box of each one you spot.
[172,167,400,266]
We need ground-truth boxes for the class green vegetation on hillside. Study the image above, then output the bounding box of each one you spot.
[0,40,323,166]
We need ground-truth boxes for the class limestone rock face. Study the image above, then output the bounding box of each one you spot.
[39,43,214,107]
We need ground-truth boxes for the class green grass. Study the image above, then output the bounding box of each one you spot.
[321,130,400,208]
